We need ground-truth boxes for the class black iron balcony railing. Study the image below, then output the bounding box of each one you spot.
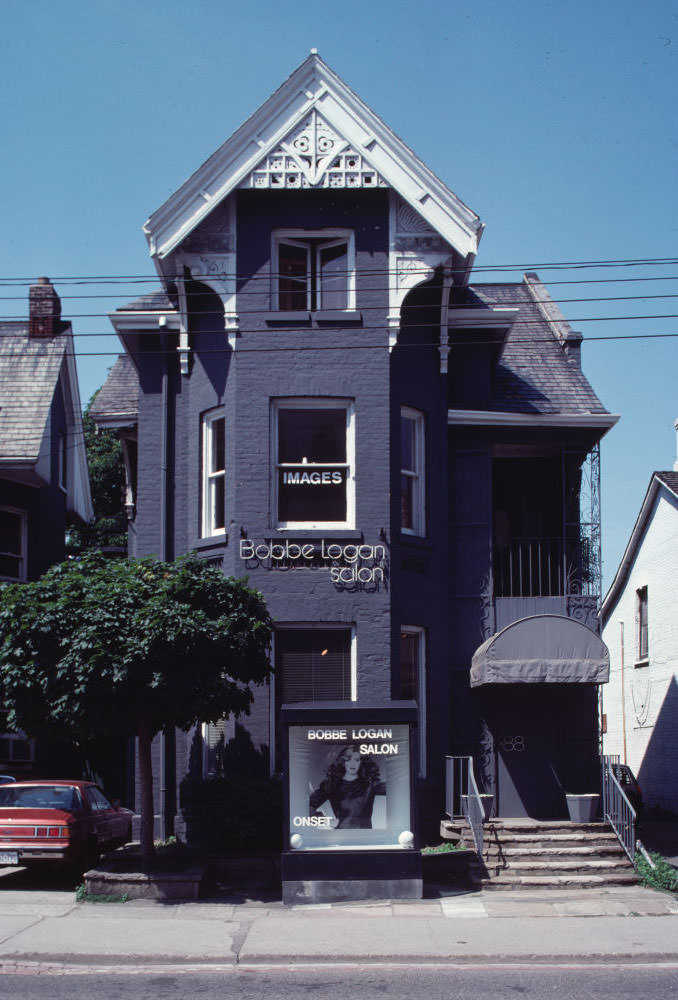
[494,535,595,598]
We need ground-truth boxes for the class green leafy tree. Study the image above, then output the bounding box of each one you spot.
[68,398,127,553]
[0,552,272,870]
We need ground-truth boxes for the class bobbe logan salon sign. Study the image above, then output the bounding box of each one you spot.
[287,724,412,850]
[239,539,386,586]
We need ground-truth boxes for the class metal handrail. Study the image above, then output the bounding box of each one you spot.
[445,755,485,856]
[601,755,636,863]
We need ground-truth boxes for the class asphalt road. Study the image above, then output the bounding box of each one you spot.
[2,965,678,999]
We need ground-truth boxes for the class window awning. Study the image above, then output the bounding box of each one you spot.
[470,614,609,687]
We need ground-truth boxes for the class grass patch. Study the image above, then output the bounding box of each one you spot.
[422,842,467,854]
[636,851,678,894]
[75,882,130,904]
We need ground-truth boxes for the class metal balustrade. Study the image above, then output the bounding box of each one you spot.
[601,754,636,863]
[445,755,484,856]
[494,536,594,598]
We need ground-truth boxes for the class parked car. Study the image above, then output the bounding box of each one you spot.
[611,764,643,818]
[0,780,133,872]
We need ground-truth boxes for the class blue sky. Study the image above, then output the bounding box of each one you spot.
[2,0,676,591]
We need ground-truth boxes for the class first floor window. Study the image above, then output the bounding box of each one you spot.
[636,586,648,661]
[201,411,225,536]
[0,506,26,581]
[274,399,354,528]
[400,407,425,535]
[401,626,426,777]
[275,627,354,704]
[273,230,354,311]
[202,717,235,779]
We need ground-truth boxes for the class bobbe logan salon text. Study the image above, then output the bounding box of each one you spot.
[287,724,412,850]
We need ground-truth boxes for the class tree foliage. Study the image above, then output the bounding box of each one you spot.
[67,399,127,553]
[0,552,272,867]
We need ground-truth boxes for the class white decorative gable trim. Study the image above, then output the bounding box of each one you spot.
[145,53,483,267]
[241,109,387,190]
[388,193,454,349]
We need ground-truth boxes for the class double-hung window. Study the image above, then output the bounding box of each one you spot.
[201,411,226,537]
[273,230,355,311]
[273,399,354,529]
[400,407,425,536]
[400,627,426,777]
[0,506,27,581]
[636,586,649,662]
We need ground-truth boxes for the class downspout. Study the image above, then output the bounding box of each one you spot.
[620,620,628,764]
[158,323,169,840]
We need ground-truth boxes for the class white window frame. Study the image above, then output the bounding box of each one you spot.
[269,624,357,775]
[0,505,27,582]
[272,398,355,530]
[400,407,425,536]
[201,410,226,538]
[636,585,649,663]
[271,229,356,311]
[401,626,426,778]
[201,716,236,779]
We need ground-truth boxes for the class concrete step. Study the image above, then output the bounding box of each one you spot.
[486,859,635,876]
[481,871,639,890]
[484,844,627,859]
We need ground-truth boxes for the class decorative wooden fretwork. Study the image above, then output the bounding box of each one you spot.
[241,110,387,190]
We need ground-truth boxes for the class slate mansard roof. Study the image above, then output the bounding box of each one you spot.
[96,273,612,428]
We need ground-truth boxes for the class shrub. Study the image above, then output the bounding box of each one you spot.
[180,774,283,853]
[636,850,678,894]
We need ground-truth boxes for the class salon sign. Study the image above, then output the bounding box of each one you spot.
[239,538,386,586]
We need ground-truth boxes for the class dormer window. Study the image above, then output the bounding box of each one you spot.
[273,230,355,311]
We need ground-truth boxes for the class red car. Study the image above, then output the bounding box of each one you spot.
[0,780,133,872]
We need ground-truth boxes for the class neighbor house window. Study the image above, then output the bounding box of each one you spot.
[273,399,354,529]
[401,626,426,777]
[201,411,225,536]
[400,407,425,535]
[0,506,27,582]
[636,586,648,662]
[273,230,354,310]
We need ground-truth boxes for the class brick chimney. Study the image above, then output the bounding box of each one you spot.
[29,276,62,339]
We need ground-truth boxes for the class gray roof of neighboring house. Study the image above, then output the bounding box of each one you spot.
[88,355,139,427]
[0,321,70,462]
[95,273,611,424]
[655,470,678,497]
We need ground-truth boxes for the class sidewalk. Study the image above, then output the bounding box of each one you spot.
[0,883,677,969]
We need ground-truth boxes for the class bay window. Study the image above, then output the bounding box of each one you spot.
[201,411,225,537]
[400,407,425,535]
[273,399,354,528]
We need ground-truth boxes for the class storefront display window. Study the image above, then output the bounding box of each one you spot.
[287,723,411,850]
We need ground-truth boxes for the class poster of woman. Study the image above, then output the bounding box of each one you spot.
[309,744,386,829]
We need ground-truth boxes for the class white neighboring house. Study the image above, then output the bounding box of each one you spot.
[601,468,678,814]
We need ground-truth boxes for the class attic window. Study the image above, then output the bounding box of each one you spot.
[273,230,355,311]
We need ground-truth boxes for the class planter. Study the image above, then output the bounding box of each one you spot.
[421,848,477,887]
[566,793,600,823]
[460,794,495,822]
[83,855,208,901]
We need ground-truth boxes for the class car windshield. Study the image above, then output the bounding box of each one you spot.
[0,786,79,811]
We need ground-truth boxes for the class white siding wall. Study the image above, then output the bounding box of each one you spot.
[602,486,678,812]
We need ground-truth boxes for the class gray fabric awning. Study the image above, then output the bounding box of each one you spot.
[470,614,609,687]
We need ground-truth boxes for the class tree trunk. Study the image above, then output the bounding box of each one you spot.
[137,717,155,873]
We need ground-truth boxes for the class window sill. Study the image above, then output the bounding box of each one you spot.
[267,528,362,540]
[634,658,649,669]
[195,534,228,551]
[265,311,311,325]
[399,533,433,550]
[265,311,362,326]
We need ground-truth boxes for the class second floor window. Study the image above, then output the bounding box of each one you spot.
[400,407,425,536]
[201,411,225,537]
[636,586,648,661]
[273,230,354,311]
[274,399,354,529]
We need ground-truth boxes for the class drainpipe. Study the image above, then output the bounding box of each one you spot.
[620,620,628,764]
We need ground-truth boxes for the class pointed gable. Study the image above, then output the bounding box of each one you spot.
[144,53,483,265]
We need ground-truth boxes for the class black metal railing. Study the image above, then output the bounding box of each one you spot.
[494,535,594,598]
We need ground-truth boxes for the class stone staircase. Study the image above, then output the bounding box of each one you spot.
[441,818,638,890]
